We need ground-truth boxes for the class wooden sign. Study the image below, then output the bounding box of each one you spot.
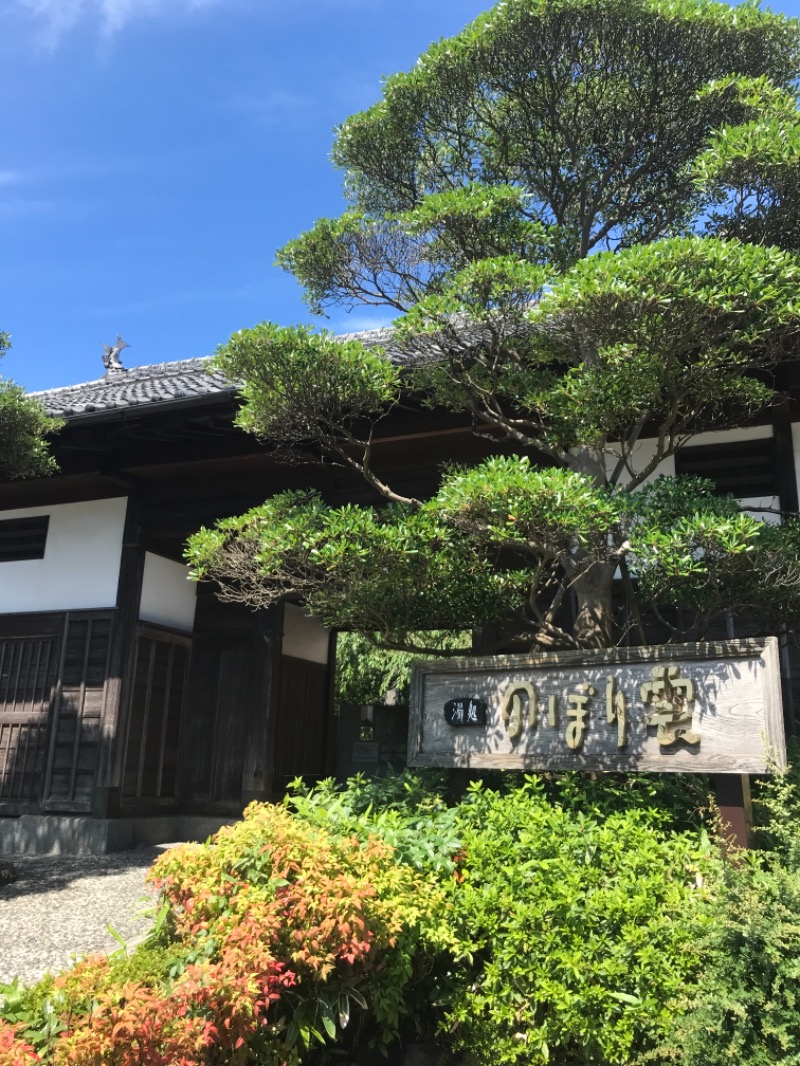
[408,639,786,774]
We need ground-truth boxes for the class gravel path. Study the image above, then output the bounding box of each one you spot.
[0,846,176,987]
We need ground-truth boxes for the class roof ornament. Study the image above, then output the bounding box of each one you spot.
[102,335,129,375]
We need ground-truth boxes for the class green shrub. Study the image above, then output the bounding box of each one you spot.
[287,771,461,876]
[11,766,796,1066]
[288,770,715,1065]
[441,778,714,1066]
[335,631,470,705]
[654,767,800,1066]
[1,802,450,1066]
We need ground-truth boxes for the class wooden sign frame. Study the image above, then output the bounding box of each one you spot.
[408,638,786,774]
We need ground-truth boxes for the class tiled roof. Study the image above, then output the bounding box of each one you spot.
[32,357,233,420]
[32,327,404,421]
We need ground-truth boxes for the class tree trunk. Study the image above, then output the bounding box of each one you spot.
[567,443,616,648]
[572,561,616,648]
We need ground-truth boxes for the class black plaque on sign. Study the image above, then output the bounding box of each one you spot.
[444,697,487,727]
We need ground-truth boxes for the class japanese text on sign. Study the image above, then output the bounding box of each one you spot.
[494,666,700,752]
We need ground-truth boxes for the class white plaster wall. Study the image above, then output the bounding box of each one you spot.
[0,497,127,613]
[139,552,197,633]
[684,425,772,447]
[604,438,676,486]
[738,496,781,525]
[283,603,330,664]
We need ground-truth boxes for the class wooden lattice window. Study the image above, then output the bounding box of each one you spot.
[0,516,49,562]
[674,437,777,498]
[0,637,59,803]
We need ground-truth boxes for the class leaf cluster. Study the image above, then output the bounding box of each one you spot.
[186,488,530,647]
[216,322,400,448]
[441,777,714,1065]
[400,237,800,464]
[654,763,800,1065]
[0,380,61,481]
[695,76,800,251]
[188,462,800,649]
[335,629,469,705]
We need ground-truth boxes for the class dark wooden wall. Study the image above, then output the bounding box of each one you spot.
[0,600,336,819]
[177,589,334,811]
[0,611,114,815]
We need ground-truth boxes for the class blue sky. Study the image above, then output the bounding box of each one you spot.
[2,0,799,393]
[0,0,490,391]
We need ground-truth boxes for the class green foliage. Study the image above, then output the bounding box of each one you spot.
[335,630,469,705]
[0,975,65,1059]
[653,766,800,1066]
[433,456,622,554]
[398,185,555,273]
[329,0,799,258]
[19,768,800,1066]
[186,488,531,644]
[399,255,549,335]
[188,459,800,647]
[695,76,800,251]
[541,767,712,834]
[276,188,554,316]
[0,380,61,480]
[624,477,800,630]
[0,802,449,1066]
[202,0,800,653]
[442,777,714,1066]
[287,772,462,877]
[215,321,401,447]
[284,771,715,1065]
[527,237,800,451]
[0,329,61,480]
[0,942,191,1061]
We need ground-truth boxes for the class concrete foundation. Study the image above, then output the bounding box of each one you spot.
[0,814,234,856]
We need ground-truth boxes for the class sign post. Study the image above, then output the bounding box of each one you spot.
[408,639,785,777]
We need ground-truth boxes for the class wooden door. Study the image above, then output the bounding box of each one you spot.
[273,656,329,793]
[180,639,252,808]
[122,629,191,805]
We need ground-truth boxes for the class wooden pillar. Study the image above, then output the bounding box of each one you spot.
[254,607,283,801]
[773,422,799,514]
[715,773,753,850]
[240,608,282,805]
[323,629,338,779]
[773,423,799,738]
[93,499,145,818]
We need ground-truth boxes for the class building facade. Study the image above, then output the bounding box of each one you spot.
[0,341,799,851]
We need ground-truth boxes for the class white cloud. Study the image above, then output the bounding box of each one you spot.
[11,0,389,44]
[328,310,396,336]
[12,0,221,40]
